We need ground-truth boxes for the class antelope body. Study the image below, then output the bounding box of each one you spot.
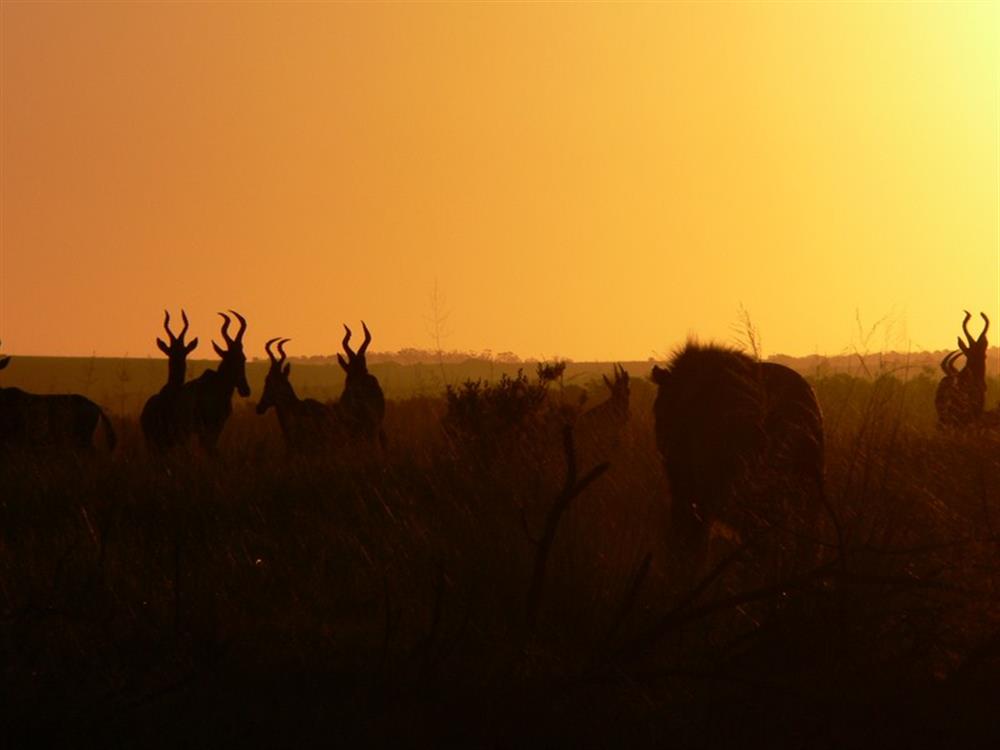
[153,311,251,452]
[651,343,825,571]
[935,311,990,429]
[337,322,386,447]
[257,338,339,452]
[140,310,198,452]
[575,363,631,456]
[0,344,116,452]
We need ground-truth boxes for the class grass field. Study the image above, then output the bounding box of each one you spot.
[3,364,1000,747]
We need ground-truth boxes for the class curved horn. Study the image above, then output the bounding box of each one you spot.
[342,325,355,358]
[954,350,966,372]
[359,321,372,356]
[179,309,190,341]
[941,350,961,376]
[980,312,990,342]
[218,312,233,345]
[277,338,291,363]
[950,351,963,375]
[264,337,281,364]
[229,309,247,343]
[962,310,974,345]
[163,310,176,343]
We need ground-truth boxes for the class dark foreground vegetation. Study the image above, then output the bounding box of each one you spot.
[3,371,1000,748]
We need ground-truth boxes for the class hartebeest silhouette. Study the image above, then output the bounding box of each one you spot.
[575,363,630,461]
[935,311,990,429]
[160,310,251,452]
[0,341,116,452]
[257,337,339,452]
[577,364,630,432]
[338,322,386,447]
[140,309,199,452]
[935,349,963,426]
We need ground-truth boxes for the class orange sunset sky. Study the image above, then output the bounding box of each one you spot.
[1,2,997,361]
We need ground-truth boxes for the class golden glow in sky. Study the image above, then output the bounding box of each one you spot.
[1,2,997,360]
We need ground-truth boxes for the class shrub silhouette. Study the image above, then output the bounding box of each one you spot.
[443,362,567,450]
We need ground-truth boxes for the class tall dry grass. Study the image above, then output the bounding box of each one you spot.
[2,372,1000,747]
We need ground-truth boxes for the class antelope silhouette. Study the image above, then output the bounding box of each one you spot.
[337,322,386,447]
[935,349,963,426]
[162,310,251,452]
[651,343,825,575]
[140,309,199,452]
[935,311,989,429]
[257,337,339,452]
[0,341,116,452]
[575,364,631,458]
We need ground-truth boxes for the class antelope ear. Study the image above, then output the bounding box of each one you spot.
[0,356,9,371]
[957,337,969,354]
[337,353,349,372]
[156,338,170,355]
[213,341,226,358]
[186,338,199,354]
[283,363,291,377]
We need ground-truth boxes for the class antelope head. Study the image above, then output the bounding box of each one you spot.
[257,337,293,415]
[939,349,962,378]
[957,310,990,382]
[157,309,198,385]
[213,310,251,397]
[603,363,630,403]
[338,321,373,382]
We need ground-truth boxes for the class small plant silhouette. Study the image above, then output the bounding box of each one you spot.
[443,361,567,449]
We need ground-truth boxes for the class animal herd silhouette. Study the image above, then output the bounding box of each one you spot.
[0,308,995,562]
[255,322,387,452]
[935,311,992,428]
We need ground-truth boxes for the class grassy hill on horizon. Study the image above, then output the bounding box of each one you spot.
[1,347,999,418]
